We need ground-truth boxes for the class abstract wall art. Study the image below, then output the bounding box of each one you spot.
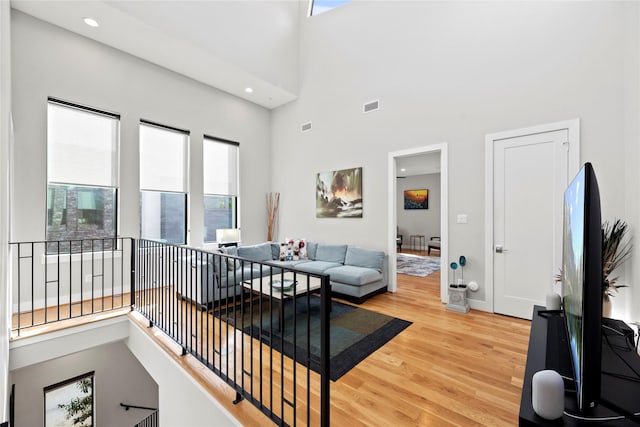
[316,167,363,218]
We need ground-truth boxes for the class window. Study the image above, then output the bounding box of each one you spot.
[203,136,238,243]
[140,121,189,244]
[44,371,94,427]
[308,0,351,16]
[47,99,119,249]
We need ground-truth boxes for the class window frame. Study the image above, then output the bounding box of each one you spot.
[308,0,352,16]
[203,135,239,244]
[44,371,95,427]
[46,98,121,245]
[139,120,190,245]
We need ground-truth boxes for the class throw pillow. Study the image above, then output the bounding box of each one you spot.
[224,246,238,271]
[283,238,308,261]
[306,241,318,260]
[237,243,273,262]
[279,242,290,261]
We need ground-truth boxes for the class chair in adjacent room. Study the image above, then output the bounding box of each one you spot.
[428,236,441,256]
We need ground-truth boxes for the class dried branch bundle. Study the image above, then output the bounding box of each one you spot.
[266,192,280,241]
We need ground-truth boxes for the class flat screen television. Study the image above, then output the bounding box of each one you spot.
[562,162,603,412]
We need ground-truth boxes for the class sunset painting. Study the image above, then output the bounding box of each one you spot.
[404,189,428,210]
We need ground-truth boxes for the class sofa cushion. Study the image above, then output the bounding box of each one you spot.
[238,243,273,262]
[270,243,280,260]
[315,244,347,264]
[251,263,282,277]
[306,241,318,260]
[324,265,383,286]
[345,247,384,273]
[295,261,342,275]
[208,249,228,276]
[270,259,311,268]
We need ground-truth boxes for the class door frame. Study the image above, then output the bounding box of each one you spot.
[484,119,580,313]
[387,143,448,301]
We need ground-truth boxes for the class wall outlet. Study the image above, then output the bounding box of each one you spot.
[457,214,468,224]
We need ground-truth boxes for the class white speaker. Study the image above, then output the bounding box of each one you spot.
[532,370,564,420]
[546,293,561,310]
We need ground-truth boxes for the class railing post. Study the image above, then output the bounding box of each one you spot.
[130,238,136,309]
[320,274,330,427]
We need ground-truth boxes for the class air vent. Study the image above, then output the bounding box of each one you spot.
[301,122,312,132]
[363,100,379,113]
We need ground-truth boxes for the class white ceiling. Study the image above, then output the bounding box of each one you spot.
[396,152,441,177]
[10,0,300,109]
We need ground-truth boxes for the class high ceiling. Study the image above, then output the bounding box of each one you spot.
[11,0,301,109]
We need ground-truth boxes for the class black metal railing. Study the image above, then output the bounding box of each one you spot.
[9,238,135,336]
[135,239,330,427]
[7,238,330,426]
[134,410,158,427]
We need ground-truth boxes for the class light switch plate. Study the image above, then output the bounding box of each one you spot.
[457,214,468,224]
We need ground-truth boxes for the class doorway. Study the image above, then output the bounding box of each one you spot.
[387,144,448,302]
[485,120,579,319]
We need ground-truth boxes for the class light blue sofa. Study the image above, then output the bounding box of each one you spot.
[218,241,388,304]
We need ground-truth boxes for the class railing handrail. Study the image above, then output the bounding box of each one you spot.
[9,237,133,245]
[120,403,157,411]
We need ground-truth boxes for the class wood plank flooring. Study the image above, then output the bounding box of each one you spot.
[14,250,532,426]
[328,250,530,426]
[132,250,531,426]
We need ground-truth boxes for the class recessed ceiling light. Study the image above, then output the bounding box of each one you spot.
[401,168,406,172]
[83,17,99,28]
[245,87,254,93]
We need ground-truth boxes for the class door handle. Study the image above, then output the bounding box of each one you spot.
[495,245,508,253]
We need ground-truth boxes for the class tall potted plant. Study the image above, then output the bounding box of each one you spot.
[602,219,632,317]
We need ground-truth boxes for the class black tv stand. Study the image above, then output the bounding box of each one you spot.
[519,306,640,426]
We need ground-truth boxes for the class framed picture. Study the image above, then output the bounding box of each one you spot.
[45,372,94,427]
[404,189,428,210]
[316,167,363,218]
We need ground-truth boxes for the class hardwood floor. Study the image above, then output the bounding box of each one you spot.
[15,250,532,426]
[132,250,530,426]
[11,294,132,339]
[328,251,530,426]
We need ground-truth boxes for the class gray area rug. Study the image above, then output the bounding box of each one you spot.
[219,296,411,381]
[396,253,441,277]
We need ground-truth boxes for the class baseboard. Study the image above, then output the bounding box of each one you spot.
[467,298,492,312]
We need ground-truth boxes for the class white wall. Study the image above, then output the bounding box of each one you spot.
[126,320,240,427]
[626,5,640,325]
[0,1,11,421]
[396,174,441,246]
[9,316,239,427]
[11,11,272,247]
[11,340,159,427]
[271,1,640,315]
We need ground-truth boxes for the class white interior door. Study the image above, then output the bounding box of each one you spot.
[492,128,571,319]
